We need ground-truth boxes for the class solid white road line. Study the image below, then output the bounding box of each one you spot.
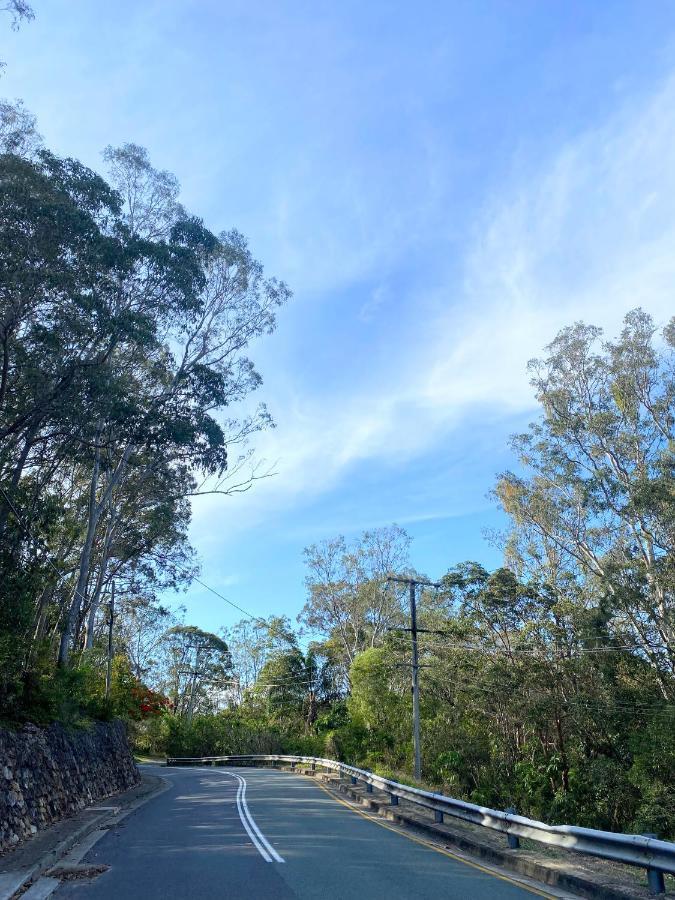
[232,772,285,863]
[194,766,285,863]
[234,776,272,862]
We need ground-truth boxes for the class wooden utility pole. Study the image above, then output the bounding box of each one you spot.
[386,575,440,782]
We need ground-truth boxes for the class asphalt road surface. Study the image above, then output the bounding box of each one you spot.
[54,766,556,899]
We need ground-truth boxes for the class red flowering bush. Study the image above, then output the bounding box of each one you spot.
[109,657,169,721]
[131,683,170,719]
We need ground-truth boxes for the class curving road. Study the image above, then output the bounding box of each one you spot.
[54,766,558,899]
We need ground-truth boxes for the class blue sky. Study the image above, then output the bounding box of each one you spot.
[4,1,675,635]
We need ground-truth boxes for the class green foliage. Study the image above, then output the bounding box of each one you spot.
[0,104,288,721]
[0,650,170,730]
[347,647,408,767]
[627,709,675,835]
[135,710,285,759]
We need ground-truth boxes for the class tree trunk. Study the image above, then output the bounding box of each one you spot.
[25,583,54,666]
[83,509,116,650]
[58,443,101,667]
[58,438,134,667]
[0,420,39,539]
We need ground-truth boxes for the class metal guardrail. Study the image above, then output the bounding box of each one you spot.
[166,753,675,891]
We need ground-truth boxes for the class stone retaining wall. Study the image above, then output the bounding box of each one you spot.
[0,720,139,854]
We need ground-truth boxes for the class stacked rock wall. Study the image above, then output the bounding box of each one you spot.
[0,720,139,853]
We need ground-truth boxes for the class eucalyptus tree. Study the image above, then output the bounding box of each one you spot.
[494,310,675,694]
[0,149,142,696]
[161,625,232,720]
[251,642,340,732]
[0,122,289,699]
[114,596,175,682]
[225,615,297,701]
[300,525,411,672]
[53,147,289,666]
[80,452,197,651]
[0,99,41,156]
[0,151,128,461]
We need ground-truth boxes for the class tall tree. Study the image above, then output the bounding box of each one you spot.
[300,525,411,671]
[0,119,289,707]
[495,310,675,694]
[224,615,297,701]
[161,625,231,721]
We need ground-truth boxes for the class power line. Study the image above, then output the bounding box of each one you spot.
[191,575,267,625]
[176,674,321,690]
[394,634,671,657]
[0,484,295,645]
[414,666,675,713]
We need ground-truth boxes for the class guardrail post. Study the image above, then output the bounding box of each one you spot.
[505,807,520,849]
[643,835,665,894]
[648,867,666,896]
[291,762,296,771]
[390,794,399,806]
[366,783,373,793]
[434,810,444,824]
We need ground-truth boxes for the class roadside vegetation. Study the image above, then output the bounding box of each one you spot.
[114,313,675,840]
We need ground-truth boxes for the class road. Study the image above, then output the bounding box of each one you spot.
[54,766,557,899]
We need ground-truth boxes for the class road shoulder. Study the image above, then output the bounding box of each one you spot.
[0,772,169,900]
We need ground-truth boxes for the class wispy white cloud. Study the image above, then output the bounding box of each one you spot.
[193,71,675,536]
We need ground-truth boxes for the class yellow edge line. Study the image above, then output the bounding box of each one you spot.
[313,778,557,900]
